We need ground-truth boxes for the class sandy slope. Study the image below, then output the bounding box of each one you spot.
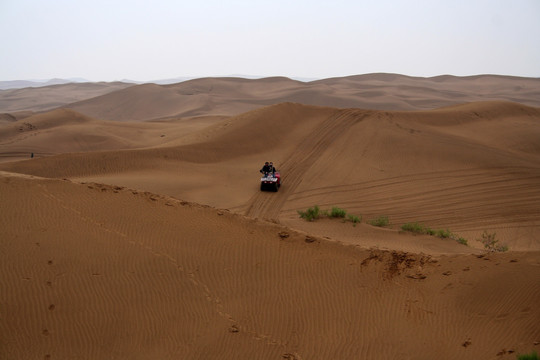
[1,76,540,358]
[1,172,539,359]
[2,101,538,250]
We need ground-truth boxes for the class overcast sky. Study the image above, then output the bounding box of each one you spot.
[1,0,539,81]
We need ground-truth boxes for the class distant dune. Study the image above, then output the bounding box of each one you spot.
[1,74,539,120]
[0,81,134,113]
[1,74,540,359]
[0,77,94,90]
[64,74,540,121]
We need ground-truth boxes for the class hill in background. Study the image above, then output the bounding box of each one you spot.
[1,73,539,119]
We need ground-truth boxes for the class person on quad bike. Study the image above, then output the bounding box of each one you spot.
[269,162,276,176]
[260,162,272,176]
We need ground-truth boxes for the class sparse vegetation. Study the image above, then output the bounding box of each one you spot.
[436,228,453,239]
[368,216,389,227]
[347,214,361,226]
[479,231,508,252]
[401,222,468,246]
[517,351,538,360]
[330,206,347,218]
[297,205,320,222]
[401,222,425,234]
[298,205,361,226]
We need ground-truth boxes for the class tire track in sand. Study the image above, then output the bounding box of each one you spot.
[245,109,371,220]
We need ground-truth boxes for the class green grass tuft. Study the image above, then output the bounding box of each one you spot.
[368,216,389,227]
[329,206,347,218]
[436,228,453,239]
[401,222,425,234]
[297,205,320,222]
[347,214,361,226]
[517,351,538,360]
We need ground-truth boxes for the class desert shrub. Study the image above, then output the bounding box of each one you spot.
[517,351,538,360]
[298,205,362,226]
[436,228,453,239]
[347,214,361,226]
[369,216,389,227]
[330,206,347,218]
[479,231,508,252]
[401,222,468,246]
[401,223,452,238]
[298,205,320,222]
[401,222,425,234]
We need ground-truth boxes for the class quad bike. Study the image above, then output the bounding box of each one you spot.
[260,171,281,192]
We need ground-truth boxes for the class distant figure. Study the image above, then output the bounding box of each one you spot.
[260,161,272,175]
[30,152,34,158]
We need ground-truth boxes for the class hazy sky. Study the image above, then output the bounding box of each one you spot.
[1,0,539,81]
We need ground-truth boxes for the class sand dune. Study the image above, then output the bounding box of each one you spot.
[0,81,134,113]
[0,108,227,162]
[64,74,540,121]
[2,74,539,122]
[1,172,539,359]
[2,101,539,251]
[1,74,540,358]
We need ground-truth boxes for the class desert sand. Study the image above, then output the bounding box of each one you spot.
[1,74,539,359]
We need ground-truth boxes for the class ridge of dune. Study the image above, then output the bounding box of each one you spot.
[1,101,539,253]
[0,102,336,175]
[8,108,95,128]
[0,81,134,113]
[430,99,540,115]
[1,172,539,359]
[2,73,537,122]
[0,108,227,162]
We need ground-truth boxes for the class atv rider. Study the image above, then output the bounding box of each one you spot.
[260,161,274,176]
[269,162,276,176]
